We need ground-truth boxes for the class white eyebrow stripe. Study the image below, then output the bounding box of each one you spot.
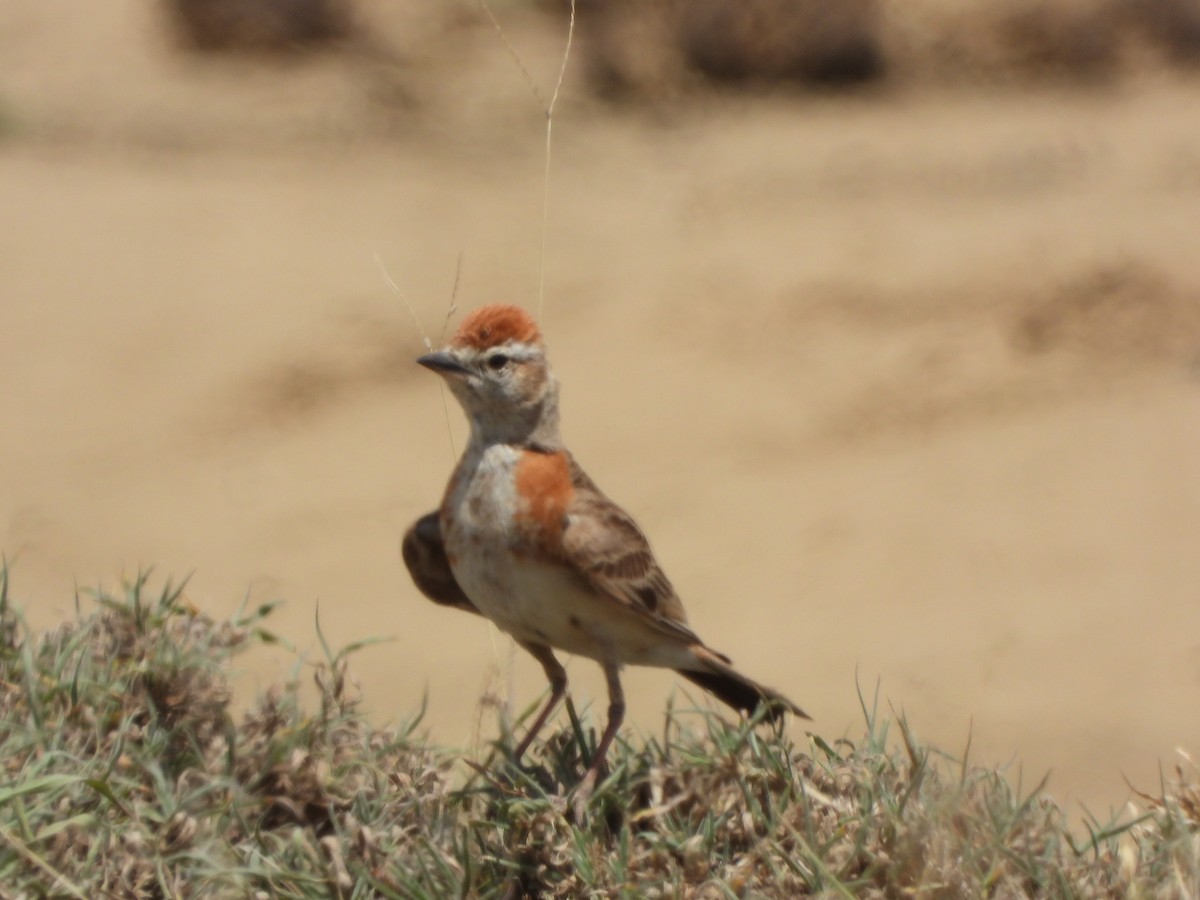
[489,341,541,361]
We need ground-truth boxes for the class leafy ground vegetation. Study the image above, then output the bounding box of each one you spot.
[0,567,1196,898]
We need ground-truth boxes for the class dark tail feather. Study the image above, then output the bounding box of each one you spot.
[677,648,810,722]
[679,669,782,719]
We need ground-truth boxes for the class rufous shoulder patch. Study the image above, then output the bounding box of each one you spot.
[450,305,542,351]
[514,449,573,550]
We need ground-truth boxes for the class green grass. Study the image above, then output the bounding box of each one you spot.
[0,565,1196,897]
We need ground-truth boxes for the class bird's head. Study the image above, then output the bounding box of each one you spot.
[418,305,561,448]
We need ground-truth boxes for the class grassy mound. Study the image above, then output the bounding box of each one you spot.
[0,567,1196,896]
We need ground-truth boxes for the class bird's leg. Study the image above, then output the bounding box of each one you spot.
[513,641,567,763]
[573,661,625,816]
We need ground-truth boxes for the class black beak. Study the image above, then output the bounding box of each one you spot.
[417,351,470,377]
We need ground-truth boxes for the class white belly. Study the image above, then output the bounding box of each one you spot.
[458,549,691,667]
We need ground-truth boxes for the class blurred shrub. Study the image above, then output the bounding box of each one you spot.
[579,0,884,98]
[164,0,351,52]
[571,0,1200,98]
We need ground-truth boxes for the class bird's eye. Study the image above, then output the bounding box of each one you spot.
[486,353,510,370]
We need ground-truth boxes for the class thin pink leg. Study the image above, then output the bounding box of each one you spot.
[513,641,568,762]
[574,661,625,815]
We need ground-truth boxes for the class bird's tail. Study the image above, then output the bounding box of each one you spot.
[677,645,810,722]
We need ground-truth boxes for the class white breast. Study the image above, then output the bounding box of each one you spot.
[441,443,693,669]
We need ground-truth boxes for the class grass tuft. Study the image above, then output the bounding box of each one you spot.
[0,563,1196,896]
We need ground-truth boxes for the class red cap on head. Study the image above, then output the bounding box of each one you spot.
[450,305,542,351]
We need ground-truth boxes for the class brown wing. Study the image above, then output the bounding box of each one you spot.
[534,454,807,721]
[558,455,708,647]
[402,511,479,615]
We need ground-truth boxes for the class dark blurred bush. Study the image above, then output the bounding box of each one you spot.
[1124,0,1200,63]
[164,0,351,52]
[578,0,884,98]
[571,0,1200,99]
[997,0,1123,81]
[680,0,884,86]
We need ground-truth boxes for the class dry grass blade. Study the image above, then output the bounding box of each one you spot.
[478,0,576,320]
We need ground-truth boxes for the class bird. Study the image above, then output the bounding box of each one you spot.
[402,304,807,809]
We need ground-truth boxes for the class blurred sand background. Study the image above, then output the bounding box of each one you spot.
[2,0,1199,818]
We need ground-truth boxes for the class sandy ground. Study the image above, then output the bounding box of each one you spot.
[3,2,1199,817]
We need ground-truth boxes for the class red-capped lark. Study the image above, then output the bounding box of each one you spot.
[403,304,807,813]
